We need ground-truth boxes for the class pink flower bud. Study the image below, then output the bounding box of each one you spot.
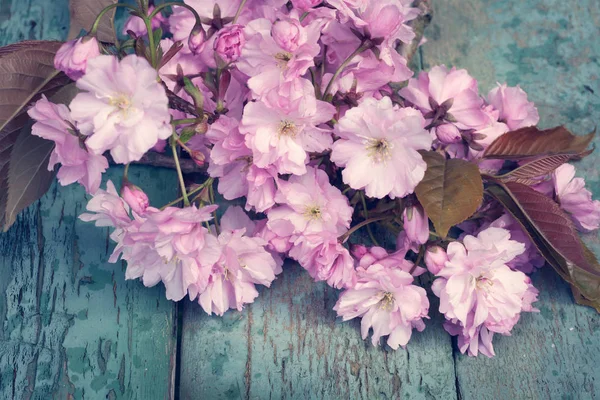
[424,246,448,275]
[291,0,323,11]
[188,25,207,55]
[54,37,101,80]
[435,123,462,144]
[191,150,206,167]
[403,204,429,245]
[350,244,368,259]
[214,24,245,63]
[121,184,149,215]
[271,19,305,52]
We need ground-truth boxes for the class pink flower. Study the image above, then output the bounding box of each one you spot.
[54,37,100,80]
[240,81,335,175]
[289,236,356,289]
[190,206,283,315]
[553,164,600,232]
[331,97,432,198]
[424,246,448,275]
[79,180,132,229]
[291,0,323,11]
[188,25,207,55]
[399,66,488,131]
[28,96,107,193]
[122,5,167,37]
[237,18,321,98]
[403,203,429,245]
[431,227,539,357]
[114,205,221,301]
[356,245,425,276]
[334,263,429,349]
[121,184,150,215]
[214,24,246,63]
[487,84,539,131]
[70,55,172,164]
[267,166,353,237]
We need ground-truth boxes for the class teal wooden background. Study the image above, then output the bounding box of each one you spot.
[1,0,599,399]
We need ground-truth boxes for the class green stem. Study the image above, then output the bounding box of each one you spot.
[232,0,248,24]
[160,180,211,209]
[208,183,220,234]
[322,42,370,100]
[339,216,390,243]
[170,138,190,206]
[90,3,137,36]
[143,17,158,67]
[171,118,200,126]
[360,192,380,246]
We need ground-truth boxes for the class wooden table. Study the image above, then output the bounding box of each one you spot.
[1,0,600,399]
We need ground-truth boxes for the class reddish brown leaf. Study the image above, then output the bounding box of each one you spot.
[415,151,483,238]
[483,126,595,160]
[68,0,117,43]
[498,154,575,182]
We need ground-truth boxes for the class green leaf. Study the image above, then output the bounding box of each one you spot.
[414,151,483,238]
[487,181,600,311]
[0,41,70,230]
[483,126,595,160]
[68,0,117,43]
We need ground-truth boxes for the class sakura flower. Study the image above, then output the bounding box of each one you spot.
[214,24,246,63]
[114,205,221,301]
[487,84,539,131]
[267,166,353,240]
[122,5,167,37]
[399,65,489,133]
[291,0,323,11]
[356,245,425,276]
[431,227,539,357]
[334,263,429,349]
[553,163,600,232]
[79,180,132,229]
[237,17,321,98]
[240,81,335,175]
[70,55,172,164]
[331,97,432,199]
[289,236,357,289]
[28,96,108,194]
[121,183,150,216]
[403,203,429,245]
[190,207,283,316]
[54,37,100,80]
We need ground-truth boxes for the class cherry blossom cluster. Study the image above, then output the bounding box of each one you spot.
[27,0,600,357]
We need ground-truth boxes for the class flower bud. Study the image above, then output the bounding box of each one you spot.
[424,246,448,275]
[291,0,323,11]
[350,244,368,259]
[121,184,150,215]
[191,150,206,167]
[402,204,429,245]
[188,24,207,55]
[214,24,245,63]
[435,123,462,144]
[54,36,101,80]
[271,19,305,52]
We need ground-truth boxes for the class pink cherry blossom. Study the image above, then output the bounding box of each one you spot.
[122,5,167,37]
[487,84,539,131]
[291,0,323,11]
[28,96,108,194]
[271,18,305,52]
[70,55,172,164]
[79,180,132,229]
[403,203,429,245]
[121,184,150,215]
[399,65,489,131]
[431,227,539,357]
[54,37,100,80]
[214,24,246,63]
[553,163,600,232]
[267,166,353,238]
[334,263,429,349]
[356,245,426,276]
[331,97,432,198]
[424,246,448,275]
[289,236,357,289]
[240,81,335,175]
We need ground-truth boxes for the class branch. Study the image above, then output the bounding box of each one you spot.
[397,0,433,64]
[108,152,205,174]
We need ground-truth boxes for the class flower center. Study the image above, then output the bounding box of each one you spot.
[366,138,393,163]
[278,120,298,137]
[304,205,322,221]
[274,52,293,69]
[109,94,133,116]
[379,292,395,311]
[475,275,493,290]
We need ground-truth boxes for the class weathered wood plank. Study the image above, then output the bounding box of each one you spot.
[423,0,600,398]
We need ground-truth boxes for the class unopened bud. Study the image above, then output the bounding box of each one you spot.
[424,246,448,275]
[121,184,150,215]
[188,24,207,55]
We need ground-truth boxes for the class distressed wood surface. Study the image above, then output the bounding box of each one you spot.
[2,0,600,399]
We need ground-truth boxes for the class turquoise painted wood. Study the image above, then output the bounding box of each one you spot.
[1,0,600,399]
